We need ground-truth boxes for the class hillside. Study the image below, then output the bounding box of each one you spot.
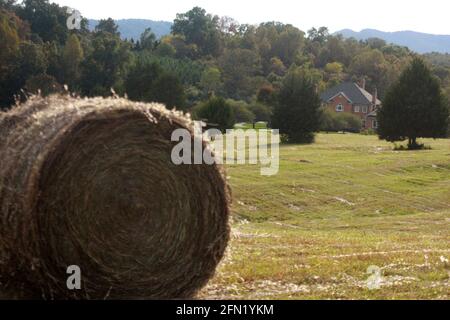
[2,2,450,112]
[336,29,450,54]
[88,19,172,40]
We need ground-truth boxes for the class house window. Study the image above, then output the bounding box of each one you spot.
[336,104,344,112]
[354,106,360,113]
[362,106,368,113]
[372,120,378,128]
[362,120,366,128]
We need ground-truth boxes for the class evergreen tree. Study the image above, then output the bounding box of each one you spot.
[151,73,186,109]
[125,61,186,110]
[378,58,449,149]
[271,68,321,143]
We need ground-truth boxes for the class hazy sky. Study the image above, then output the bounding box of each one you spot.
[51,0,448,34]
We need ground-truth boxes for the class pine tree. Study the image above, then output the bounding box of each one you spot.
[125,61,186,110]
[378,58,449,149]
[271,68,321,143]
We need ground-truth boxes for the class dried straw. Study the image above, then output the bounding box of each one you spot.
[0,96,230,299]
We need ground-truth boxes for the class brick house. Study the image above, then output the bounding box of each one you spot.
[320,81,381,130]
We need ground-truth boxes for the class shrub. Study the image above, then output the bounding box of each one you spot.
[249,103,272,123]
[226,99,255,123]
[194,96,235,132]
[320,108,362,132]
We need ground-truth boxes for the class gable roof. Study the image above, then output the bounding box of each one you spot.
[320,82,381,106]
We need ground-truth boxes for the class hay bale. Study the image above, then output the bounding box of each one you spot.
[0,95,230,299]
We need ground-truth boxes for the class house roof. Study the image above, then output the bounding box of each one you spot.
[320,82,381,106]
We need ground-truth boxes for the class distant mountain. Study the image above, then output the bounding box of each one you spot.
[88,19,172,40]
[336,29,450,54]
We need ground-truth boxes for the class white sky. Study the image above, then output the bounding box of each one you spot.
[50,0,449,34]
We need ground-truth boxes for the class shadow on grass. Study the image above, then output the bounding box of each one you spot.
[393,143,432,151]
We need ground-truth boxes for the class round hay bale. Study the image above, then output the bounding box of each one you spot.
[0,95,230,299]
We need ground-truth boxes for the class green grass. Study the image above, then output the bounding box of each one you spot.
[199,133,450,300]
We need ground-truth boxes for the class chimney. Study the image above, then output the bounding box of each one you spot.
[372,88,378,107]
[360,78,366,90]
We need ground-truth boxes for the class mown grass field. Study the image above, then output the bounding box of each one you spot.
[199,133,450,300]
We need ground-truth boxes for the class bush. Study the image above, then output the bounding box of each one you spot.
[226,99,255,123]
[340,113,363,133]
[193,96,235,132]
[320,108,362,133]
[249,103,272,123]
[361,128,376,136]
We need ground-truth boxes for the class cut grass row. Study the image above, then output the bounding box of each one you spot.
[200,133,450,299]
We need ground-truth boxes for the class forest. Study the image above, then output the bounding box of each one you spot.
[1,0,450,128]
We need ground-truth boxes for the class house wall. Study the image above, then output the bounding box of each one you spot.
[353,107,368,121]
[365,117,378,130]
[326,94,353,113]
[325,94,378,131]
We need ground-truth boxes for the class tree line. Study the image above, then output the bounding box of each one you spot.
[0,0,449,147]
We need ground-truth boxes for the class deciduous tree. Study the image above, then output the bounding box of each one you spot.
[62,34,83,88]
[172,7,222,57]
